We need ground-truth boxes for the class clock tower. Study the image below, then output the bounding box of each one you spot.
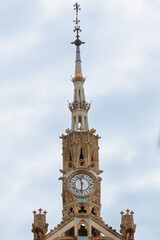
[32,3,136,240]
[60,3,102,234]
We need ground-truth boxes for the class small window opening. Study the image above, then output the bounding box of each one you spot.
[79,89,81,100]
[126,229,132,239]
[70,152,72,161]
[91,208,96,215]
[68,152,73,168]
[35,229,43,239]
[79,148,84,166]
[70,207,74,214]
[78,224,87,236]
[80,148,84,159]
[78,206,87,213]
[79,115,82,123]
[91,154,93,161]
[78,115,82,130]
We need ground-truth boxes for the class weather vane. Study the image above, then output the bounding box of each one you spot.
[71,2,85,46]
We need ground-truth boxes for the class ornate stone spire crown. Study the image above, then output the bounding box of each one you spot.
[69,3,91,132]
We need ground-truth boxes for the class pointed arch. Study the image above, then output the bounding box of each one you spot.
[77,219,89,237]
[68,151,73,168]
[79,147,84,166]
[79,148,84,159]
[91,207,97,216]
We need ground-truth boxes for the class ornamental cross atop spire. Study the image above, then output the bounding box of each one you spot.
[71,2,85,46]
[74,2,80,25]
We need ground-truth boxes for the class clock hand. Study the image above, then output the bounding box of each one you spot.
[81,180,83,192]
[79,177,83,193]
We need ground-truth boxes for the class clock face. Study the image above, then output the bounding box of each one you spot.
[69,173,94,196]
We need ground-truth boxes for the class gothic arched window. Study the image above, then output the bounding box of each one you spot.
[78,224,87,236]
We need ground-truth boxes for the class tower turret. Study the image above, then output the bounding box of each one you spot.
[32,208,48,240]
[120,209,136,240]
[68,2,91,132]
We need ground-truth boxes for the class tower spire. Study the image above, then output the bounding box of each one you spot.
[69,3,91,132]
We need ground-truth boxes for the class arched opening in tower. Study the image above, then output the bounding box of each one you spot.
[69,207,74,215]
[78,224,87,236]
[125,228,132,240]
[35,228,44,240]
[68,152,73,168]
[91,207,96,215]
[70,152,72,161]
[80,148,84,159]
[79,89,81,100]
[79,148,84,166]
[78,115,82,129]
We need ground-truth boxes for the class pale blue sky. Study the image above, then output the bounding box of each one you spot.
[0,1,160,240]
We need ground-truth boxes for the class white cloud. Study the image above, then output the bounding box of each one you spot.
[0,33,40,63]
[0,108,35,137]
[106,0,158,19]
[84,0,160,97]
[132,168,160,190]
[39,0,71,19]
[101,137,136,163]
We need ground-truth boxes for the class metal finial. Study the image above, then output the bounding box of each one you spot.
[71,2,85,46]
[73,2,81,25]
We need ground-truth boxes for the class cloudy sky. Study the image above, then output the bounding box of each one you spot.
[0,0,160,240]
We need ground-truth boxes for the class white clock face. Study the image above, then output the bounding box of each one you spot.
[69,173,94,196]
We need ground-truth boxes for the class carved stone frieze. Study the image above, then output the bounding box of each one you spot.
[63,190,74,205]
[90,190,100,205]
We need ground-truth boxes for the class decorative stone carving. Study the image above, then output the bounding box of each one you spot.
[82,134,87,142]
[63,190,73,205]
[90,128,96,134]
[90,190,100,204]
[120,209,136,240]
[32,209,48,240]
[66,128,71,134]
[82,145,87,156]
